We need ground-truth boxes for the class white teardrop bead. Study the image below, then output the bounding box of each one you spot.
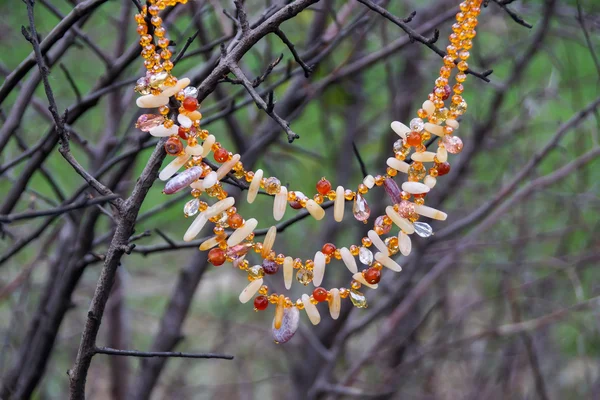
[160,77,190,97]
[399,231,411,256]
[202,171,218,189]
[273,186,287,221]
[414,204,447,221]
[204,197,235,219]
[177,114,192,128]
[411,151,436,162]
[136,94,169,108]
[328,288,341,320]
[422,100,435,116]
[437,146,448,162]
[305,200,325,220]
[424,175,437,188]
[159,154,190,181]
[183,212,208,242]
[239,278,263,304]
[283,256,294,290]
[391,121,410,139]
[185,145,203,156]
[227,218,258,246]
[334,186,345,222]
[149,124,179,137]
[424,123,444,136]
[201,135,216,157]
[353,272,378,289]
[301,294,321,325]
[374,252,402,272]
[367,230,388,254]
[312,251,326,286]
[262,226,277,258]
[385,206,415,234]
[386,158,409,173]
[401,182,430,195]
[216,154,240,179]
[340,247,358,273]
[363,175,375,189]
[247,169,263,204]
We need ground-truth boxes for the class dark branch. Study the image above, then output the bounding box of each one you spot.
[95,347,234,360]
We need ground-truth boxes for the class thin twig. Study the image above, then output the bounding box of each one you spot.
[95,347,234,360]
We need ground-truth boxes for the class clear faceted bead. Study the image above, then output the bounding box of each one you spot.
[393,139,404,153]
[136,114,164,132]
[183,198,200,217]
[374,215,391,235]
[352,193,370,222]
[134,77,150,94]
[385,237,399,254]
[248,265,265,280]
[409,118,425,132]
[226,243,251,259]
[265,177,281,195]
[149,71,169,88]
[349,288,368,308]
[296,268,313,285]
[408,164,426,181]
[414,221,434,237]
[183,86,198,98]
[358,247,373,266]
[442,135,463,154]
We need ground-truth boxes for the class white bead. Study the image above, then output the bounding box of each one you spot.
[183,212,207,242]
[199,235,220,251]
[328,288,341,320]
[262,226,277,258]
[363,175,375,189]
[302,294,321,325]
[399,231,411,256]
[340,247,358,273]
[217,154,240,180]
[136,94,169,108]
[414,204,447,221]
[239,278,263,304]
[446,119,459,129]
[385,206,415,234]
[190,180,203,190]
[410,151,436,162]
[185,144,203,156]
[367,230,388,254]
[273,186,287,221]
[177,114,192,128]
[201,135,216,157]
[424,175,437,188]
[283,256,294,290]
[386,158,409,173]
[424,123,444,136]
[353,272,378,289]
[227,218,258,246]
[391,121,410,139]
[401,182,430,194]
[247,169,263,204]
[204,197,235,219]
[306,200,325,220]
[422,100,435,116]
[149,124,178,137]
[437,146,448,162]
[159,154,190,181]
[375,252,402,272]
[160,77,191,97]
[202,171,218,189]
[312,251,326,286]
[334,186,345,222]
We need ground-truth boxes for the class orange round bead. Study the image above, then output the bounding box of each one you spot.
[164,137,183,155]
[208,248,226,266]
[214,148,229,163]
[316,178,332,195]
[227,213,244,228]
[182,97,198,112]
[364,268,381,284]
[406,131,421,147]
[321,243,336,256]
[313,287,328,302]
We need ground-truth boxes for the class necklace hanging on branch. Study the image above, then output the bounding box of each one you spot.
[133,0,481,343]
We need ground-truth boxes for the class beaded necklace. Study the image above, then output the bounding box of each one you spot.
[134,0,481,343]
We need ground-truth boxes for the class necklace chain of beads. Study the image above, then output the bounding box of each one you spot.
[134,0,481,343]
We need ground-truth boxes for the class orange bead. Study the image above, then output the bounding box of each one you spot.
[316,178,331,195]
[364,268,381,284]
[208,248,226,266]
[214,148,229,163]
[406,131,421,147]
[227,213,244,228]
[182,97,198,112]
[313,287,328,302]
[321,243,336,256]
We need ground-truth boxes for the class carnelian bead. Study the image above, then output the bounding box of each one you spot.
[322,243,336,256]
[313,287,328,302]
[437,162,451,176]
[178,126,188,140]
[182,97,198,112]
[227,213,244,228]
[208,248,226,266]
[316,178,331,195]
[364,268,381,284]
[214,148,229,163]
[164,137,183,155]
[406,131,421,147]
[254,295,269,310]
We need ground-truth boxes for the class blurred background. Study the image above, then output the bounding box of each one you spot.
[1,0,600,399]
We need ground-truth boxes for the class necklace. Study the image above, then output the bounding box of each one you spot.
[133,0,481,343]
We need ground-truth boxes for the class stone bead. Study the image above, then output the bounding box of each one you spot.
[201,135,216,157]
[283,256,294,290]
[272,306,299,344]
[227,218,258,246]
[391,121,410,139]
[149,123,179,137]
[340,247,358,273]
[262,259,279,275]
[352,272,378,289]
[399,231,411,256]
[385,206,415,234]
[217,154,240,179]
[261,226,277,258]
[301,294,321,325]
[136,94,169,108]
[247,169,263,204]
[159,154,191,181]
[312,251,326,286]
[367,230,388,254]
[374,252,402,272]
[306,200,325,220]
[273,186,288,221]
[334,186,345,222]
[239,278,263,304]
[383,178,402,204]
[207,248,226,266]
[386,158,409,173]
[414,204,447,221]
[163,166,203,194]
[411,151,436,162]
[401,182,430,195]
[183,212,207,242]
[312,287,328,302]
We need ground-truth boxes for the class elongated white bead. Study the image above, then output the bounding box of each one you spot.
[217,154,240,180]
[391,121,410,139]
[386,158,409,173]
[401,181,430,194]
[273,186,287,221]
[375,252,402,272]
[201,135,216,157]
[159,154,190,181]
[328,288,341,320]
[411,151,436,162]
[202,171,218,189]
[437,146,448,162]
[239,278,263,304]
[160,77,190,97]
[149,124,179,137]
[302,294,321,325]
[136,94,169,108]
[363,175,375,189]
[199,235,220,251]
[183,212,207,242]
[399,231,411,256]
[340,247,358,273]
[446,119,459,129]
[283,256,294,290]
[424,175,437,188]
[334,186,345,222]
[177,114,192,128]
[385,206,415,234]
[422,100,435,115]
[190,180,203,190]
[367,230,388,254]
[313,251,326,286]
[204,197,235,218]
[262,226,277,258]
[353,272,378,289]
[414,204,447,221]
[185,144,203,156]
[247,169,263,204]
[424,123,444,136]
[227,218,258,246]
[306,200,325,220]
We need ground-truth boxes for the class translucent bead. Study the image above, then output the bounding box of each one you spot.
[442,135,464,154]
[409,118,424,132]
[248,265,265,280]
[358,247,373,266]
[183,198,200,217]
[296,268,313,285]
[408,164,426,181]
[349,288,368,308]
[265,177,281,195]
[414,222,434,237]
[374,215,391,235]
[136,114,164,131]
[352,193,370,222]
[393,139,404,153]
[183,86,198,98]
[383,178,402,204]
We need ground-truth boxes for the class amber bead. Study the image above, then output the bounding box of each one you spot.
[164,137,183,155]
[437,162,451,176]
[406,131,421,147]
[254,295,269,310]
[313,287,328,302]
[182,97,198,112]
[316,178,332,195]
[322,243,336,256]
[364,268,381,284]
[214,148,229,163]
[208,248,226,266]
[227,213,244,228]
